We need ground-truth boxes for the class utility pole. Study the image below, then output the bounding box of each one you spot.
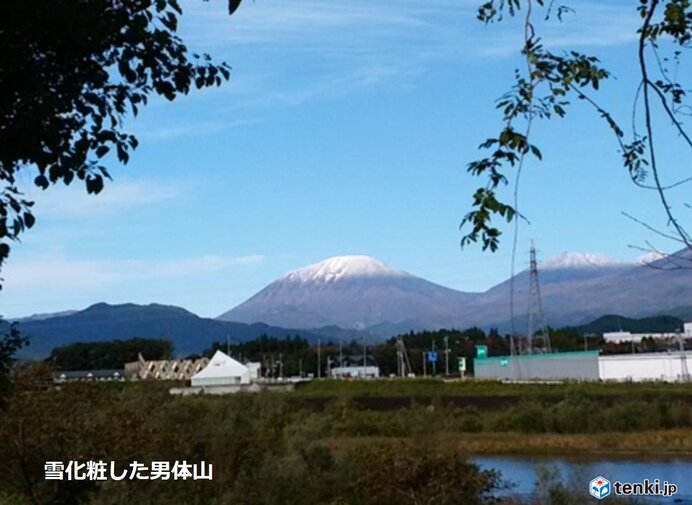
[679,329,689,382]
[396,337,412,377]
[278,353,283,379]
[299,357,303,378]
[339,339,344,368]
[423,351,427,377]
[444,335,450,376]
[431,339,436,376]
[317,339,321,379]
[362,337,367,379]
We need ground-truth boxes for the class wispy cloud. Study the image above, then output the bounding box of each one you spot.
[476,2,641,58]
[175,0,476,107]
[133,117,261,142]
[25,180,182,219]
[183,1,453,47]
[3,254,266,291]
[177,0,640,112]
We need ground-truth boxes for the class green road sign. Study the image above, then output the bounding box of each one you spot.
[475,345,488,359]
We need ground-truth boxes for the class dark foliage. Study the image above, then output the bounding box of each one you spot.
[0,321,27,408]
[0,0,232,271]
[48,338,173,371]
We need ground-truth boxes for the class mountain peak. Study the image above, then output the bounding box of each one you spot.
[283,255,408,283]
[540,251,626,270]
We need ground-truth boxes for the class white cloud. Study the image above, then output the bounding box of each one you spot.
[176,0,642,114]
[133,117,261,142]
[183,1,454,47]
[25,180,182,219]
[2,254,266,292]
[174,0,477,107]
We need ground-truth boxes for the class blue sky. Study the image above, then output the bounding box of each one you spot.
[3,0,690,318]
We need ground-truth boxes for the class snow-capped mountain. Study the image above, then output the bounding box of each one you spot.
[282,255,409,283]
[218,250,692,336]
[217,255,475,331]
[540,251,627,270]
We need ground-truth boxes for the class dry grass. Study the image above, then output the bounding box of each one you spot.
[325,429,692,456]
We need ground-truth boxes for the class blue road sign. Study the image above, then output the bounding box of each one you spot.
[427,351,438,363]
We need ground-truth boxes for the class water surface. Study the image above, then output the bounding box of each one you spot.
[474,455,692,503]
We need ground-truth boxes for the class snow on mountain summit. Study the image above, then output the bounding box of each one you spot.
[540,251,627,270]
[283,255,408,283]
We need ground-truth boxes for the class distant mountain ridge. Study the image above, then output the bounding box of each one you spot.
[11,250,692,356]
[218,250,692,335]
[10,310,79,323]
[575,314,685,334]
[8,302,362,359]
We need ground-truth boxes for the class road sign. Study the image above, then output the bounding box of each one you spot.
[427,351,438,363]
[457,357,466,372]
[475,345,488,359]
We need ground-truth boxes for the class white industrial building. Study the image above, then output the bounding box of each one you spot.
[599,352,692,382]
[191,350,253,387]
[475,349,692,382]
[329,365,380,379]
[603,322,692,343]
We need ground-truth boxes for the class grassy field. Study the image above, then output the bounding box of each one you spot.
[3,376,692,504]
[326,430,692,456]
[293,377,692,398]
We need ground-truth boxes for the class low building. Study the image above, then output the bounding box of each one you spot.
[603,321,692,343]
[474,349,692,382]
[599,352,692,382]
[124,354,209,381]
[329,365,380,379]
[247,362,261,380]
[603,331,681,343]
[191,350,251,387]
[53,369,125,384]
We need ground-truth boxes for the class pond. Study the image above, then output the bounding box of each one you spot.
[474,455,692,503]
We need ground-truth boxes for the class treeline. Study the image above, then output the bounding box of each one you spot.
[48,338,172,371]
[206,330,507,378]
[42,324,688,376]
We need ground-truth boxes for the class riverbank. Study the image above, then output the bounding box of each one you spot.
[5,378,692,504]
[325,430,692,457]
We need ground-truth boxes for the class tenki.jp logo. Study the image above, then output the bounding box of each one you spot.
[589,476,611,500]
[589,475,678,500]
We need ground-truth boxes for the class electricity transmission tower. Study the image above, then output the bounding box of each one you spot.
[527,240,551,354]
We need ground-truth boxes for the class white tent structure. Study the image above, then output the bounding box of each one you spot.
[191,350,251,387]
